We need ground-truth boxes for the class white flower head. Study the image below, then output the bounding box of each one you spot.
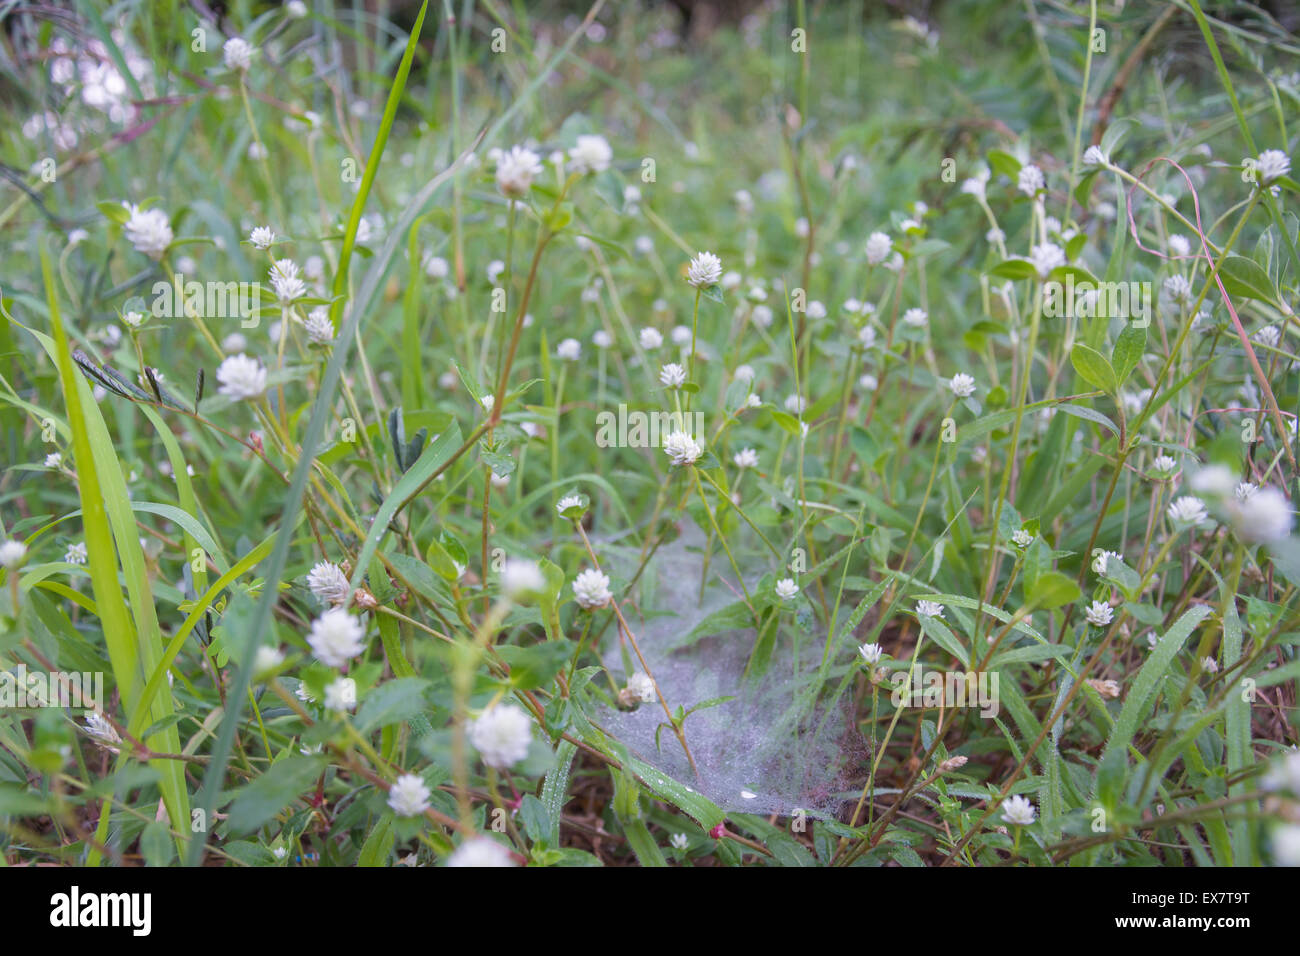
[568,134,613,175]
[1081,145,1109,168]
[1235,482,1257,501]
[902,307,928,328]
[269,258,306,303]
[858,325,878,348]
[1168,234,1190,258]
[1085,601,1114,627]
[447,837,516,867]
[573,568,612,609]
[304,308,334,345]
[663,430,702,466]
[307,560,351,605]
[670,833,690,850]
[1167,495,1209,528]
[865,231,892,265]
[1011,529,1033,547]
[253,645,284,677]
[624,672,656,704]
[249,226,275,249]
[556,337,582,361]
[123,204,172,260]
[733,447,758,469]
[469,703,533,769]
[858,642,883,665]
[83,711,122,749]
[916,600,944,619]
[1228,485,1293,543]
[948,373,976,398]
[1256,325,1280,348]
[324,676,357,712]
[775,578,799,601]
[1029,242,1065,278]
[65,542,88,565]
[307,607,366,668]
[45,452,62,469]
[501,558,545,599]
[123,310,145,328]
[1017,164,1045,197]
[223,37,254,72]
[687,251,723,288]
[1255,149,1291,186]
[1001,794,1036,826]
[733,364,756,383]
[0,539,28,569]
[659,362,687,388]
[215,354,267,400]
[496,145,543,198]
[1150,454,1179,479]
[1189,464,1235,497]
[639,327,664,350]
[388,773,431,817]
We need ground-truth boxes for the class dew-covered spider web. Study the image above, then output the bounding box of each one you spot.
[592,524,868,818]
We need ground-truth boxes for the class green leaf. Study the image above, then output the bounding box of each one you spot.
[1026,571,1081,609]
[1069,343,1118,394]
[1219,254,1276,303]
[227,756,324,834]
[1111,324,1147,384]
[355,677,431,733]
[496,639,575,689]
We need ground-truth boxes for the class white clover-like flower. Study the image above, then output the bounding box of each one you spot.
[249,226,275,249]
[253,645,284,676]
[307,607,366,667]
[720,271,743,291]
[733,189,754,213]
[670,833,689,850]
[669,325,691,346]
[1029,242,1065,278]
[1228,485,1293,543]
[0,539,28,569]
[1273,824,1300,866]
[1085,601,1114,627]
[592,329,612,349]
[775,578,799,601]
[902,307,928,328]
[625,672,656,704]
[1162,274,1193,307]
[1235,482,1258,501]
[215,353,267,400]
[858,642,883,665]
[123,204,172,260]
[324,676,357,712]
[948,373,976,398]
[83,711,121,749]
[858,325,877,348]
[1001,794,1036,826]
[663,430,702,466]
[304,307,335,345]
[784,394,807,415]
[745,393,762,408]
[65,542,88,565]
[388,773,431,817]
[1168,234,1191,258]
[1150,454,1179,479]
[501,558,545,598]
[1201,656,1219,674]
[1256,325,1280,347]
[424,254,449,279]
[659,362,687,388]
[686,251,723,289]
[751,304,774,328]
[495,145,543,198]
[916,600,944,619]
[733,447,758,469]
[447,837,516,867]
[479,393,495,414]
[864,231,892,265]
[1081,145,1109,168]
[859,373,878,391]
[45,452,62,469]
[556,495,585,518]
[123,310,145,328]
[1017,164,1045,197]
[806,300,827,320]
[307,560,351,605]
[1255,149,1291,185]
[223,332,248,352]
[1167,495,1208,527]
[1189,463,1234,497]
[573,568,612,609]
[568,134,612,174]
[469,703,533,769]
[734,364,756,383]
[269,258,306,303]
[223,37,254,72]
[556,337,581,362]
[639,327,663,350]
[1011,529,1034,547]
